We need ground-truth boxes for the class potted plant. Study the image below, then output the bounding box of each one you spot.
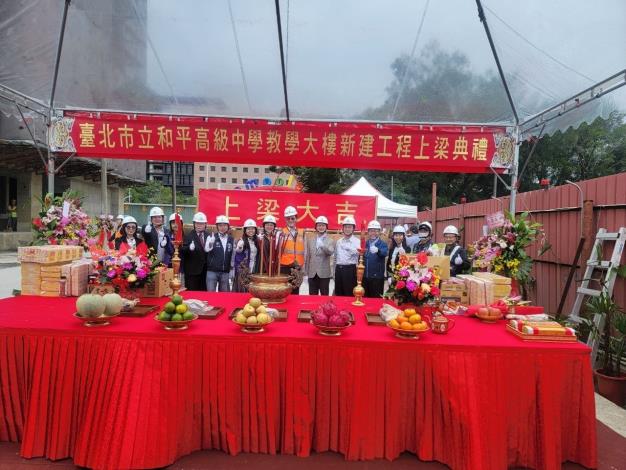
[584,291,626,406]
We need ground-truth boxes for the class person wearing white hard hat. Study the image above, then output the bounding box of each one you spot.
[255,214,283,275]
[205,215,234,292]
[304,215,335,295]
[232,218,259,292]
[363,220,388,298]
[115,216,148,256]
[109,214,125,244]
[386,225,410,285]
[443,224,470,277]
[334,215,360,296]
[279,205,304,294]
[405,225,420,250]
[412,221,434,255]
[164,213,184,269]
[181,211,210,290]
[142,206,170,264]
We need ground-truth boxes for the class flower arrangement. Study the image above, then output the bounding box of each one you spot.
[92,250,161,292]
[31,190,97,249]
[472,211,547,284]
[384,251,441,306]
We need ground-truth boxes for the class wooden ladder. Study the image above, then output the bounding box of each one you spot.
[568,227,626,364]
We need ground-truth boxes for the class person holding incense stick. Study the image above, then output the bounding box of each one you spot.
[304,215,335,295]
[165,213,183,269]
[255,214,283,276]
[233,218,259,292]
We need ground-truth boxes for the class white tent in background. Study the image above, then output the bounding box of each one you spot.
[343,177,417,219]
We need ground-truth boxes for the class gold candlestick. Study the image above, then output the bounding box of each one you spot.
[169,239,182,296]
[352,249,365,306]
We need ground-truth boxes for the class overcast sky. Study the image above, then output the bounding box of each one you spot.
[146,0,626,123]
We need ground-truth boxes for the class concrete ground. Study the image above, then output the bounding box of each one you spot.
[0,251,624,469]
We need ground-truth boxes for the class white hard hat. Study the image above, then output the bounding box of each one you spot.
[122,216,137,225]
[315,215,329,225]
[215,215,229,225]
[149,206,165,217]
[243,218,256,228]
[342,215,356,226]
[263,214,277,224]
[168,213,183,222]
[367,220,381,230]
[392,225,405,234]
[443,224,459,236]
[284,206,298,217]
[116,214,124,220]
[418,221,432,232]
[193,212,207,223]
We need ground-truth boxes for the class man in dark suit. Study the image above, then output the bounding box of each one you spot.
[181,211,211,291]
[142,206,170,264]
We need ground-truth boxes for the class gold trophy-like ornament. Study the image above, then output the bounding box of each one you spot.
[352,249,365,306]
[169,210,183,296]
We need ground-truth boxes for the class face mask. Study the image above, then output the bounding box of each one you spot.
[418,232,429,239]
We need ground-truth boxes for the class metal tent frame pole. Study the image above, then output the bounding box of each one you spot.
[46,0,71,196]
[475,0,520,214]
[274,0,290,121]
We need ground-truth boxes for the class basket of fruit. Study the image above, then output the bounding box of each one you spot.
[155,294,197,330]
[74,293,124,327]
[310,300,352,336]
[475,306,504,323]
[386,308,430,339]
[232,297,274,333]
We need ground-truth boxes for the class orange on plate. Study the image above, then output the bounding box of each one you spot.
[389,319,400,329]
[400,321,413,330]
[408,314,421,324]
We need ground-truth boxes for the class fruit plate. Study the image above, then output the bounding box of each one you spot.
[298,310,355,324]
[74,311,120,327]
[119,304,159,318]
[197,306,225,320]
[386,322,430,340]
[154,313,198,331]
[309,319,351,336]
[229,308,288,321]
[364,312,386,326]
[232,316,275,333]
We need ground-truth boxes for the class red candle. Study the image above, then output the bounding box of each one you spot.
[360,220,366,251]
[175,213,183,243]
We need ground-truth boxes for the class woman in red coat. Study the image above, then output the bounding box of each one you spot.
[115,216,148,256]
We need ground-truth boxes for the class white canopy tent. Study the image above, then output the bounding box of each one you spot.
[0,0,625,212]
[343,177,418,219]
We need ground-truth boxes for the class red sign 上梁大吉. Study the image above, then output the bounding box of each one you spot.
[197,190,377,230]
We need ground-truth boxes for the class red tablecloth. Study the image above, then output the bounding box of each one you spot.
[0,293,596,470]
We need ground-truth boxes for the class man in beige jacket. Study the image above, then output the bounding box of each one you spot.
[304,215,335,295]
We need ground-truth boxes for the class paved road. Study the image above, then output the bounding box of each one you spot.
[0,251,19,299]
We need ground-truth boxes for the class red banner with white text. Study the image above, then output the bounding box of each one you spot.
[51,112,515,173]
[198,189,377,230]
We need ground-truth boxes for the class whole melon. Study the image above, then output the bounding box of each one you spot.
[102,293,124,316]
[76,294,106,318]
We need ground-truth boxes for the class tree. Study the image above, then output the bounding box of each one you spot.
[128,180,197,205]
[517,112,626,190]
[276,42,625,206]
